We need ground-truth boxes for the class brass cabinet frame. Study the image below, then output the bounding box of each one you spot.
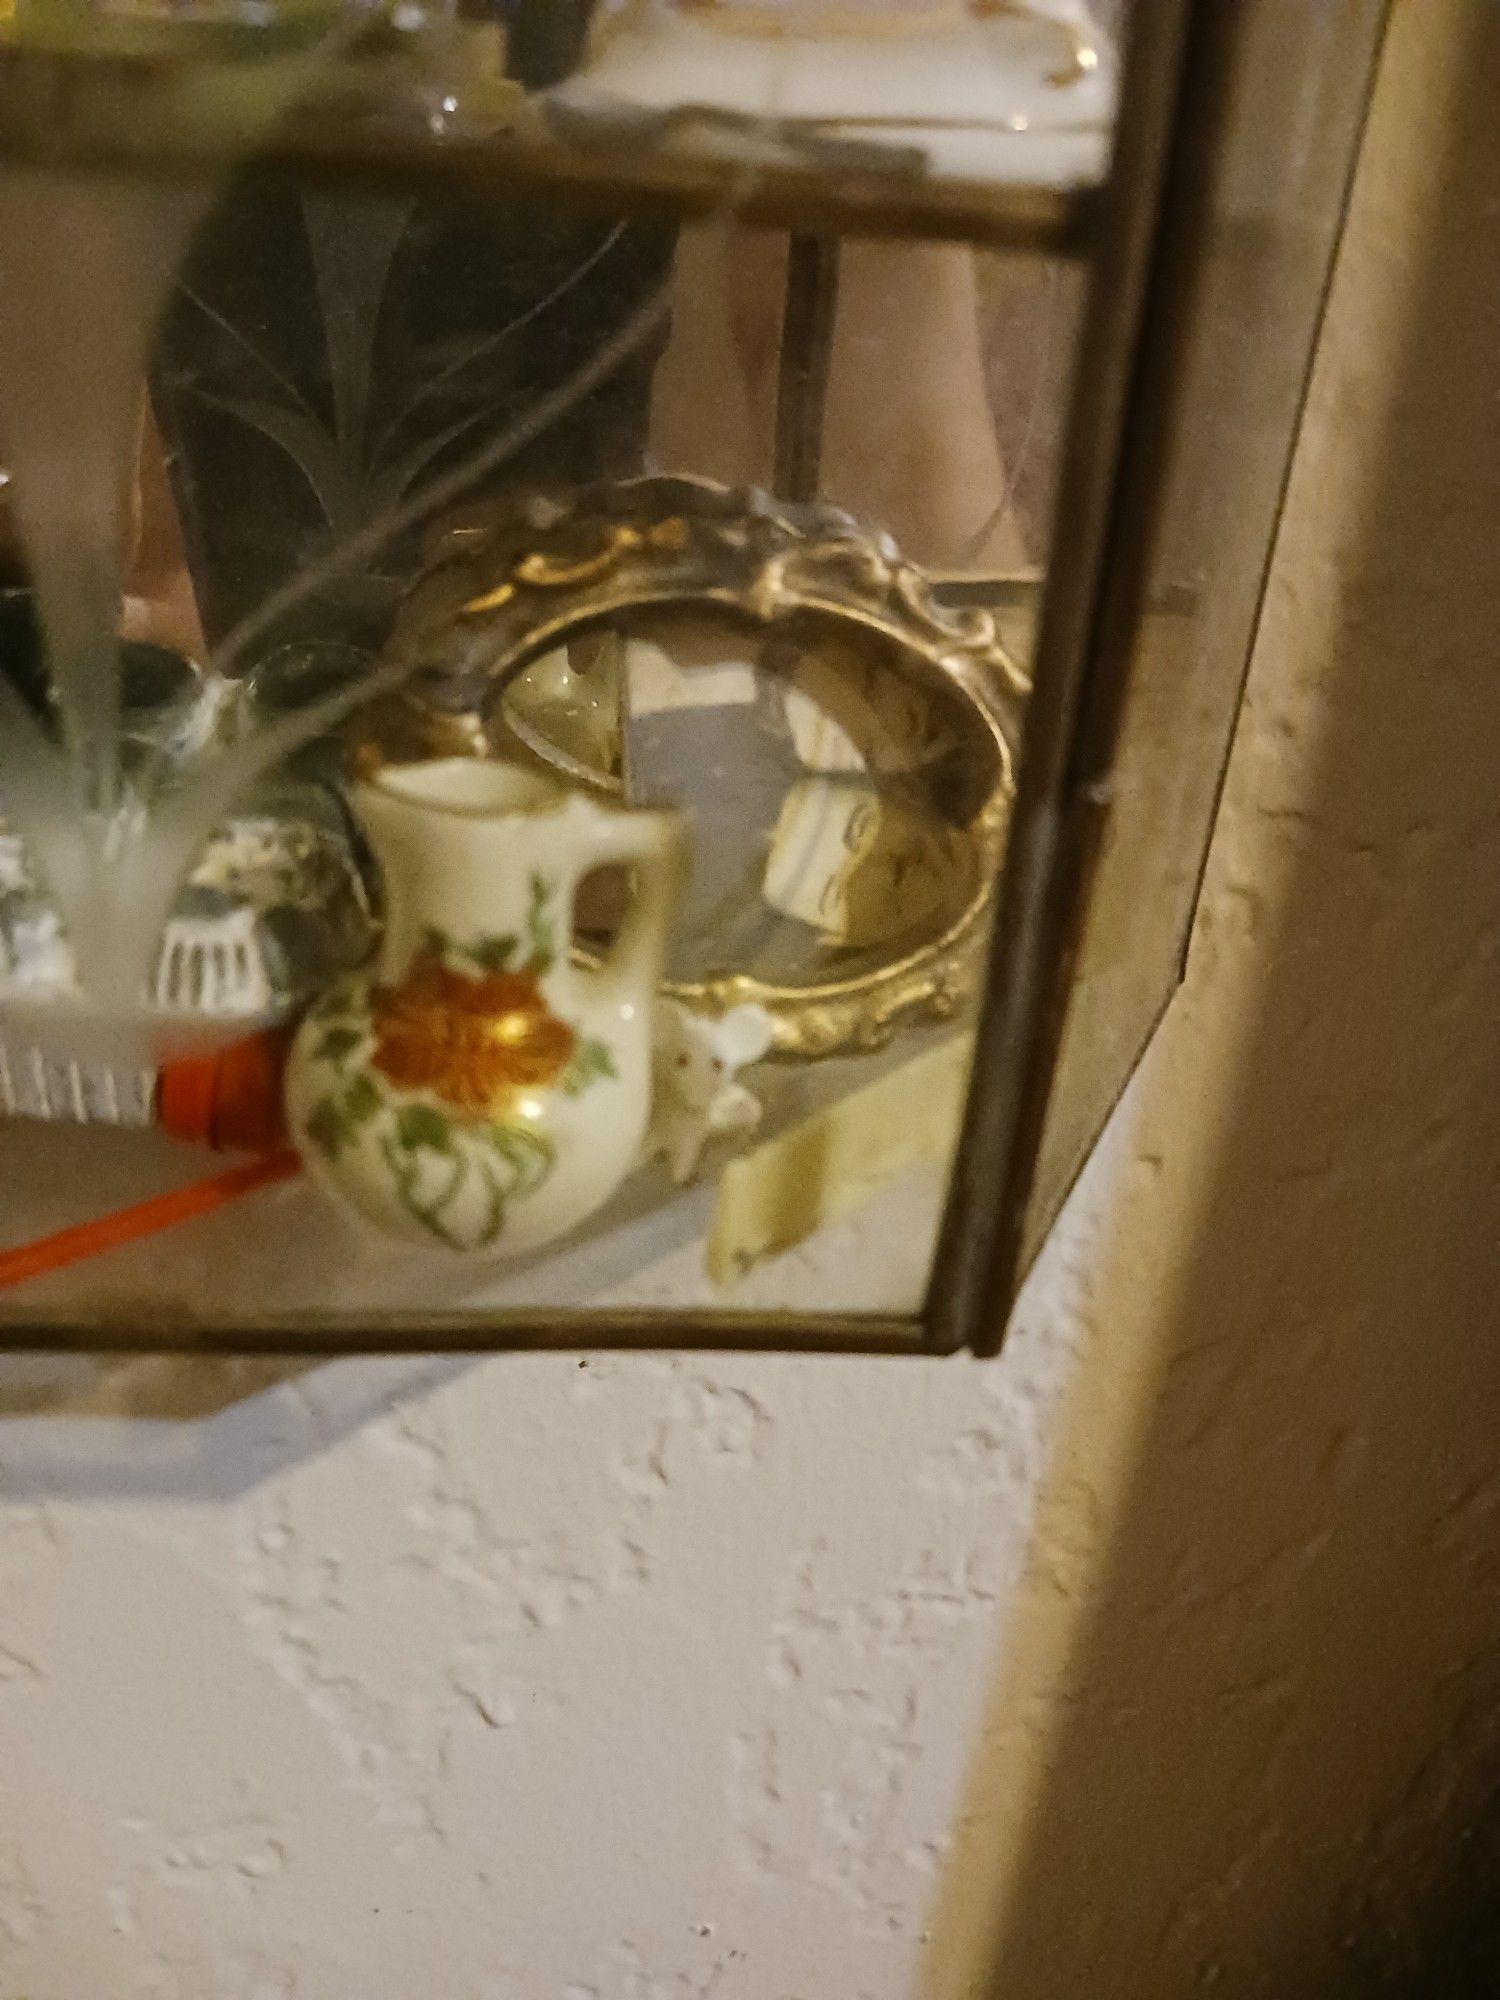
[0,11,1096,252]
[931,0,1392,1354]
[0,0,1389,1356]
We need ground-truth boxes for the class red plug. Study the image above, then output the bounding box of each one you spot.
[157,1026,294,1152]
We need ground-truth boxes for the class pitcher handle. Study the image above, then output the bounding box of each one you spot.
[573,803,688,1001]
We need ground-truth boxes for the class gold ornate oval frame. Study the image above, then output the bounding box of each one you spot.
[383,475,1026,1058]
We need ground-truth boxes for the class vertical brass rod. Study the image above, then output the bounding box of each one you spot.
[924,0,1199,1355]
[773,235,841,503]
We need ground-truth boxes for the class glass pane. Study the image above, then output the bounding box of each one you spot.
[0,3,1099,1341]
[1018,0,1390,1267]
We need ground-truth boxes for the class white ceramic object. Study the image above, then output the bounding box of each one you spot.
[648,998,775,1185]
[287,760,684,1257]
[0,790,375,1077]
[569,0,1116,192]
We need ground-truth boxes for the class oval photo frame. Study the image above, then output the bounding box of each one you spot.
[380,476,1025,1057]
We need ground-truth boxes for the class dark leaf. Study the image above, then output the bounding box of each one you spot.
[470,934,519,973]
[310,988,355,1024]
[396,1103,453,1154]
[485,1121,555,1197]
[314,1025,362,1065]
[524,872,556,972]
[343,1074,382,1126]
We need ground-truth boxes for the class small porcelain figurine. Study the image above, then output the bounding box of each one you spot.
[286,758,684,1256]
[648,999,776,1185]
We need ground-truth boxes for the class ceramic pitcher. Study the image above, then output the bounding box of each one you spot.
[286,759,684,1256]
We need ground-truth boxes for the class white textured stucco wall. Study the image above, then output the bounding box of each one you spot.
[1,4,1496,1996]
[0,1310,1104,1997]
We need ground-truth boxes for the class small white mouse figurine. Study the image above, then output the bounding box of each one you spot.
[649,1001,776,1185]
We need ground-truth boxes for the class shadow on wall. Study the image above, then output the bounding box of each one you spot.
[923,3,1500,1995]
[0,1355,476,1502]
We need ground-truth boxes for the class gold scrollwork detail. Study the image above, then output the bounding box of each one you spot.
[385,476,1025,1059]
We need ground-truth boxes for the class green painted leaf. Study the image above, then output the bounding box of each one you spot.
[470,933,519,973]
[485,1121,555,1198]
[562,1037,617,1097]
[343,1074,382,1126]
[524,872,556,973]
[305,1097,348,1160]
[310,988,354,1024]
[396,1103,453,1154]
[315,1025,362,1065]
[469,1159,510,1249]
[422,926,451,961]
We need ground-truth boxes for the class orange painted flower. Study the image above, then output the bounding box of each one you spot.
[371,948,576,1114]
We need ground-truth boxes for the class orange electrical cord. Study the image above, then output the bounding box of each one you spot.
[0,1149,303,1294]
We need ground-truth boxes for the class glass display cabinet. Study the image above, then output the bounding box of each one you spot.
[0,0,1389,1353]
